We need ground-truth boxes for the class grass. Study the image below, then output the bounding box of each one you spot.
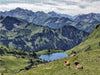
[18,49,100,75]
[0,56,30,75]
[0,41,64,75]
[0,43,46,75]
[18,25,100,75]
[0,42,65,75]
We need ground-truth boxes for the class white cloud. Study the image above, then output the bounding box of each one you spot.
[0,0,100,16]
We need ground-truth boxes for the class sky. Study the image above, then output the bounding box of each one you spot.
[0,0,100,16]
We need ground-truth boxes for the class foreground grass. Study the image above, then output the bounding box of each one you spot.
[18,49,100,75]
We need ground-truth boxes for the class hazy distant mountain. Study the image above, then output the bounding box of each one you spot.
[0,8,73,22]
[39,17,73,29]
[0,16,88,51]
[0,8,74,28]
[75,13,100,23]
[48,11,73,19]
[0,8,100,33]
[0,8,36,22]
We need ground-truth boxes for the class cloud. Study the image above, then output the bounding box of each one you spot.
[0,0,100,16]
[82,0,100,2]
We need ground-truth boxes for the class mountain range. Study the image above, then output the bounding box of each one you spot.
[0,8,100,51]
[0,8,100,33]
[75,13,100,23]
[0,16,88,51]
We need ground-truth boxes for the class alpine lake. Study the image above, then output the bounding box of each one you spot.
[38,52,68,62]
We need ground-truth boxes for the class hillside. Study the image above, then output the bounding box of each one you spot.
[67,24,100,55]
[0,42,65,75]
[0,43,47,75]
[18,24,100,75]
[0,16,88,51]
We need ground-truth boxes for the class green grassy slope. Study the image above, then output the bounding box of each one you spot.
[0,44,46,75]
[0,44,65,75]
[18,24,100,75]
[0,56,30,75]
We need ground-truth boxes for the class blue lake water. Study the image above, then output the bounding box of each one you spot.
[38,52,68,62]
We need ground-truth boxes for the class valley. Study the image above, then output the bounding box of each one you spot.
[0,7,100,75]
